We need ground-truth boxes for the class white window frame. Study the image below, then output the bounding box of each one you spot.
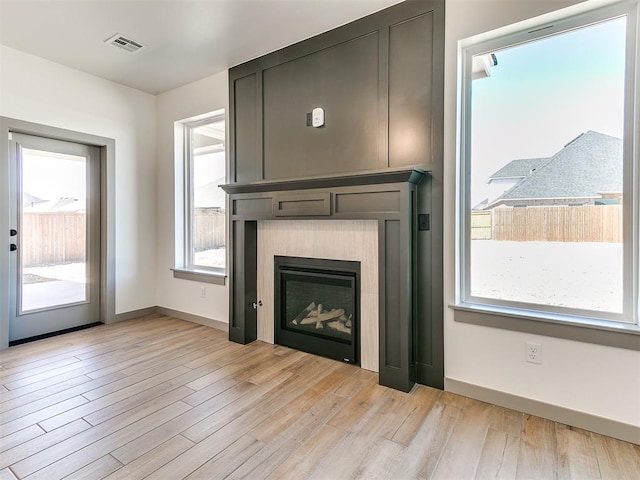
[172,110,227,285]
[456,1,639,334]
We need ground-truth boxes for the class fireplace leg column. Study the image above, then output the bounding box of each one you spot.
[379,211,416,392]
[229,220,258,344]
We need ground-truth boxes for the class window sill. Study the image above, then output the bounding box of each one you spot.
[171,268,226,285]
[452,302,640,351]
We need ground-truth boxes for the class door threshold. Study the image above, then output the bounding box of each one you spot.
[9,322,103,346]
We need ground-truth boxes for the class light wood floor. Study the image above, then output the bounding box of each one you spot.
[1,315,638,480]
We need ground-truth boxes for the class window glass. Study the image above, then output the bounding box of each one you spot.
[187,115,226,270]
[462,12,635,322]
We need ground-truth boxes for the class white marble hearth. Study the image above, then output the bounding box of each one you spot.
[256,220,379,372]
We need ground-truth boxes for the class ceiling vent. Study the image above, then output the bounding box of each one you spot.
[105,33,145,53]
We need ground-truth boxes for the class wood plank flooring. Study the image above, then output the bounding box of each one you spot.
[1,314,638,479]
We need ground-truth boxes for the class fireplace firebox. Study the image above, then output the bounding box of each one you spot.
[274,256,360,365]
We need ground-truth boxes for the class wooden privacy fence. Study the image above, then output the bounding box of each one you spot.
[193,210,225,251]
[486,205,622,243]
[21,210,225,266]
[22,212,86,266]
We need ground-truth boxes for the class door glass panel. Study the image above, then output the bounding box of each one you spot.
[20,148,88,313]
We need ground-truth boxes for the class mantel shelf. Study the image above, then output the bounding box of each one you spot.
[221,167,429,195]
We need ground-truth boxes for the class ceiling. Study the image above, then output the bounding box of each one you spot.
[0,0,402,95]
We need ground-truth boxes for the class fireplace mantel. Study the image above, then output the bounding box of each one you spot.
[221,167,429,392]
[221,167,428,195]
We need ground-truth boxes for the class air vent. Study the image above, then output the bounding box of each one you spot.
[105,33,145,53]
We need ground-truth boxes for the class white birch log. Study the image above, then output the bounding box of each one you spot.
[327,320,351,334]
[300,308,345,325]
[292,302,316,325]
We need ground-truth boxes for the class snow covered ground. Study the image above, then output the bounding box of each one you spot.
[22,263,86,311]
[22,243,621,314]
[194,247,226,269]
[22,247,226,287]
[24,262,86,283]
[470,241,623,313]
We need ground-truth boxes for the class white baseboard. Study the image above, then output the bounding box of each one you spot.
[446,377,640,445]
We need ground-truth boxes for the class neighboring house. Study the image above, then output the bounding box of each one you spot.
[23,192,46,208]
[485,157,550,206]
[485,131,622,209]
[23,197,85,213]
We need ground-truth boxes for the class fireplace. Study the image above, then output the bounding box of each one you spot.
[221,167,427,391]
[274,256,360,364]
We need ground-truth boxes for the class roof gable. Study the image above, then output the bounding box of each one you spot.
[489,157,550,180]
[493,131,622,203]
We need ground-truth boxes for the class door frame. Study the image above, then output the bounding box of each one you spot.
[0,117,116,349]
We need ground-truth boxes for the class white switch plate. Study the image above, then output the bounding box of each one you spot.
[312,107,324,127]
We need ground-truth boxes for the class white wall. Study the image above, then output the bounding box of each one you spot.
[444,0,640,428]
[155,72,229,323]
[0,45,157,316]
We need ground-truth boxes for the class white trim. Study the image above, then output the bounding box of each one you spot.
[176,111,227,274]
[171,268,226,285]
[458,0,637,51]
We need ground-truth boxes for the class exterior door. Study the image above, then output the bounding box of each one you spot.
[8,133,100,342]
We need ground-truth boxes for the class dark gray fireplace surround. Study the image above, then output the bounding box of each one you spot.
[223,0,444,392]
[221,168,427,392]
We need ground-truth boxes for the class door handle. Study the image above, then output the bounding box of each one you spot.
[10,244,17,251]
[9,229,17,236]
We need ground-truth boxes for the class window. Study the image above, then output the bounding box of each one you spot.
[458,2,638,326]
[177,112,226,280]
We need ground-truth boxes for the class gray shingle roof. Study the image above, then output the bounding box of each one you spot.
[496,131,622,201]
[23,192,45,207]
[489,157,550,179]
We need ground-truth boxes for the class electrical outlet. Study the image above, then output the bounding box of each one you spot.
[200,286,206,298]
[526,342,542,364]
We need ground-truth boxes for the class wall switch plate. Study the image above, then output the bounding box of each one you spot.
[312,107,324,127]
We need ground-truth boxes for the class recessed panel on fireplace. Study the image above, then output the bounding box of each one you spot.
[262,34,379,180]
[275,256,360,365]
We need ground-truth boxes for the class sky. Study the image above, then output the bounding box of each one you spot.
[22,149,86,202]
[23,133,226,206]
[470,16,626,205]
[193,151,226,190]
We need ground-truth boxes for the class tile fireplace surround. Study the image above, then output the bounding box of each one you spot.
[221,168,427,392]
[257,219,379,372]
